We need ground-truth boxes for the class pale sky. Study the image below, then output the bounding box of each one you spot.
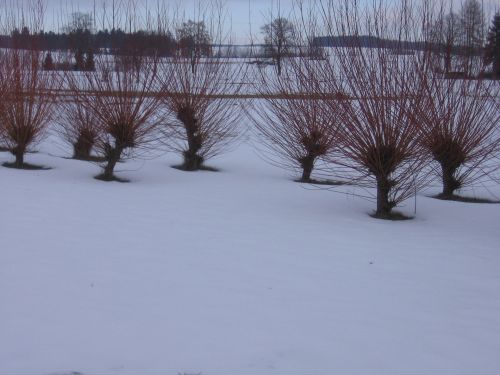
[7,0,500,43]
[39,0,297,43]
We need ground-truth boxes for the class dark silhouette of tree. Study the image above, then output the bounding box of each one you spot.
[429,1,485,76]
[85,48,95,71]
[458,0,485,75]
[261,18,296,75]
[63,12,94,34]
[10,27,35,49]
[429,11,460,74]
[74,48,85,70]
[64,13,94,71]
[484,12,500,78]
[42,51,54,70]
[176,20,212,73]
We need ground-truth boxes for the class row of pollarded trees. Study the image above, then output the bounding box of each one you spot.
[250,0,500,219]
[0,0,499,220]
[0,40,498,219]
[0,42,244,180]
[0,0,243,179]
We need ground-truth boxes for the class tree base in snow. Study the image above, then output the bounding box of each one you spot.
[94,173,130,183]
[370,210,413,221]
[171,164,219,172]
[434,194,500,204]
[73,155,107,163]
[63,155,116,163]
[295,178,348,186]
[3,162,51,170]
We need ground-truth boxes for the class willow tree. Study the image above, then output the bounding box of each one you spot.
[321,0,432,219]
[66,53,163,181]
[158,9,245,171]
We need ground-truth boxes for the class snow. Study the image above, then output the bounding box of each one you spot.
[1,133,500,375]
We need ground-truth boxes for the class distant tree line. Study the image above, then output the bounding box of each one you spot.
[0,27,176,55]
[0,12,212,71]
[314,0,500,78]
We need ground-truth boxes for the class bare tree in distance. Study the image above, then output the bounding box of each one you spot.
[428,4,460,75]
[63,12,95,71]
[177,19,212,73]
[484,11,500,78]
[261,17,296,76]
[458,0,486,75]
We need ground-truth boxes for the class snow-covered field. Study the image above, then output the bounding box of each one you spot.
[1,133,500,375]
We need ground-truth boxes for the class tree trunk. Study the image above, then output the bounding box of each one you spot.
[178,106,204,171]
[375,175,394,217]
[14,149,24,168]
[73,134,94,160]
[101,146,123,180]
[444,49,451,74]
[276,55,282,76]
[440,163,460,198]
[182,150,203,171]
[183,137,203,171]
[12,146,25,168]
[299,155,315,182]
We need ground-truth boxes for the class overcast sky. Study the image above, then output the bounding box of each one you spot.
[38,0,296,43]
[8,0,500,43]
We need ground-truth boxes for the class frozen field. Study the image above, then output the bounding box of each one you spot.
[1,134,500,375]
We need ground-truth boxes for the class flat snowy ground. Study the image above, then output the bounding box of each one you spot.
[1,135,499,375]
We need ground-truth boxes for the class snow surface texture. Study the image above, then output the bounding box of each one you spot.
[1,134,500,375]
